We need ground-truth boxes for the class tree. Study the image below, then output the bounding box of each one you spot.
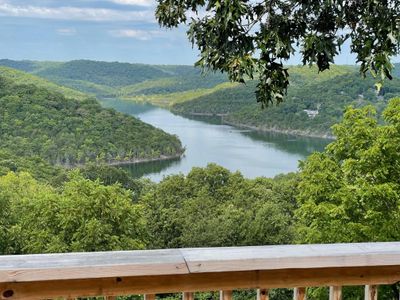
[296,98,400,244]
[156,0,400,106]
[0,171,147,254]
[296,98,400,299]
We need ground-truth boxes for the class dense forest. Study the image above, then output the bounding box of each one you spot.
[0,72,183,166]
[2,60,399,138]
[173,65,400,137]
[0,59,228,98]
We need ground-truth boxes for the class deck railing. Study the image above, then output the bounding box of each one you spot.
[1,242,400,300]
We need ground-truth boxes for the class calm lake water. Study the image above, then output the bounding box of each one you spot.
[99,99,330,181]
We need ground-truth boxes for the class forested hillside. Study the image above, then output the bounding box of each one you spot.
[4,59,398,138]
[0,66,87,100]
[0,74,183,166]
[173,66,400,137]
[0,59,228,98]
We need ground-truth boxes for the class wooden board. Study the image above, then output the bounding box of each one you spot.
[1,266,400,300]
[0,249,188,282]
[1,242,400,286]
[180,242,400,273]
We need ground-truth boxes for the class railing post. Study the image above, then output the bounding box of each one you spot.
[105,297,116,300]
[294,287,306,300]
[365,285,378,300]
[257,288,269,300]
[144,295,156,300]
[183,292,194,300]
[329,286,342,300]
[220,290,233,300]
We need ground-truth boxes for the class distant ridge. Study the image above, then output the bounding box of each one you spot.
[0,59,228,98]
[0,65,88,100]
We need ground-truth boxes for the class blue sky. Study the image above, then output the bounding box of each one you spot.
[0,0,397,65]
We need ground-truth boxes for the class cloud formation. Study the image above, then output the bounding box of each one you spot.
[111,0,155,7]
[109,28,164,40]
[0,1,156,22]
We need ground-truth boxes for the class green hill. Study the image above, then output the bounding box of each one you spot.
[0,66,88,100]
[172,65,400,137]
[0,73,184,167]
[0,59,228,98]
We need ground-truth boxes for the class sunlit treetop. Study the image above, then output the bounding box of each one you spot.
[156,0,400,107]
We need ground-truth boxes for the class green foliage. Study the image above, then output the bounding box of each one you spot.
[141,164,297,249]
[79,164,155,201]
[173,66,400,137]
[0,66,88,100]
[0,171,146,254]
[0,150,66,186]
[156,0,400,106]
[296,98,400,243]
[0,60,229,99]
[0,75,183,166]
[123,82,237,108]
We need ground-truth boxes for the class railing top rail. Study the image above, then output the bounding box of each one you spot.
[1,242,400,283]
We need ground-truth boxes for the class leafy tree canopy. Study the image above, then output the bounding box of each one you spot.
[156,0,400,106]
[296,97,400,243]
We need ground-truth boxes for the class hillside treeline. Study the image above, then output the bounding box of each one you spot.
[0,75,183,166]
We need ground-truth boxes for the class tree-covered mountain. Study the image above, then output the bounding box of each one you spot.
[0,73,183,167]
[0,66,87,100]
[172,66,400,137]
[0,59,228,98]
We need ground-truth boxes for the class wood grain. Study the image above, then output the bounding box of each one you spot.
[219,290,232,300]
[1,243,399,299]
[329,286,342,300]
[293,287,306,300]
[365,285,378,300]
[0,249,188,283]
[181,242,400,273]
[183,292,194,300]
[0,266,399,300]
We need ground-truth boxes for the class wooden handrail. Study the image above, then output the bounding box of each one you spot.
[1,242,400,299]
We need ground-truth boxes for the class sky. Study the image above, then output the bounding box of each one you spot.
[0,0,397,65]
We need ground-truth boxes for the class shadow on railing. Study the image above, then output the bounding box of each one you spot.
[1,242,399,300]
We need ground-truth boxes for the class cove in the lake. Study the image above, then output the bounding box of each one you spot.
[99,99,330,181]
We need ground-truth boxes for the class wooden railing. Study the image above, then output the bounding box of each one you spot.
[1,242,400,300]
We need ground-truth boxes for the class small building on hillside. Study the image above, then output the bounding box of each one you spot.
[303,109,319,118]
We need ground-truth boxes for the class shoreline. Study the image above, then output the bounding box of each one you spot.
[107,153,184,166]
[61,152,184,169]
[101,97,335,140]
[172,110,335,140]
[222,120,335,140]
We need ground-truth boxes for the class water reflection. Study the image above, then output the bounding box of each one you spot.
[99,99,331,181]
[120,157,181,179]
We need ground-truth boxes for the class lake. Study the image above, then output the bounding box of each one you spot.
[99,99,330,181]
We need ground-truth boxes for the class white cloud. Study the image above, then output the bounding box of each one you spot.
[56,28,77,36]
[0,2,156,22]
[109,29,164,40]
[111,0,155,7]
